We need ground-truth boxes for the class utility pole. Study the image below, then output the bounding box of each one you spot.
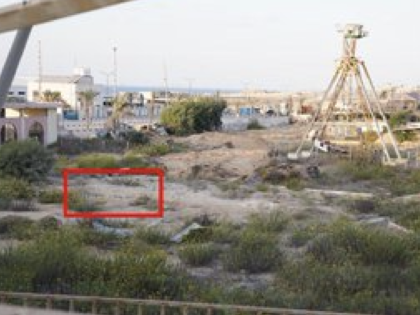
[113,46,118,98]
[163,61,169,107]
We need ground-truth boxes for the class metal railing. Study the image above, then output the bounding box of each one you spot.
[0,291,369,315]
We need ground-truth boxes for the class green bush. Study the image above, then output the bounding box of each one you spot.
[120,155,153,168]
[338,160,396,182]
[0,215,34,238]
[132,143,171,157]
[134,227,170,245]
[0,177,34,201]
[38,189,62,204]
[0,140,53,182]
[307,219,413,266]
[121,130,150,145]
[179,243,219,266]
[75,153,118,168]
[285,177,305,191]
[248,210,289,233]
[223,229,282,273]
[161,97,226,136]
[211,222,241,244]
[395,130,417,143]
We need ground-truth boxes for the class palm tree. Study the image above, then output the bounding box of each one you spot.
[78,90,98,132]
[106,93,135,137]
[42,90,62,103]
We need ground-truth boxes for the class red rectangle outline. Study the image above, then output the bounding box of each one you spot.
[62,168,164,218]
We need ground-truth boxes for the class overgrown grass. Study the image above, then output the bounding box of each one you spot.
[131,143,171,157]
[38,189,63,204]
[178,243,219,266]
[222,229,283,273]
[248,210,289,233]
[276,218,420,314]
[133,227,171,245]
[75,153,119,168]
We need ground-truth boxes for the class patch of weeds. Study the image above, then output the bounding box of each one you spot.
[289,228,315,247]
[131,143,171,157]
[0,215,34,239]
[178,243,219,267]
[248,210,289,233]
[134,227,170,245]
[120,155,155,168]
[75,153,118,168]
[129,195,157,210]
[107,177,141,187]
[211,222,241,244]
[285,177,305,191]
[38,189,63,204]
[256,183,269,192]
[222,229,283,273]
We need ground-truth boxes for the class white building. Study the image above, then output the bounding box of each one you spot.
[27,68,103,119]
[1,102,59,146]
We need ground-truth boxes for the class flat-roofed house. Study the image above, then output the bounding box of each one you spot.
[0,102,59,146]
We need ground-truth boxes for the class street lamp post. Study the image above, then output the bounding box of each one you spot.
[113,46,118,98]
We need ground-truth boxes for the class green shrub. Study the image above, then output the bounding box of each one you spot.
[289,228,314,247]
[211,222,241,244]
[161,97,226,136]
[120,155,153,168]
[0,216,34,238]
[0,177,34,203]
[307,219,413,266]
[38,189,62,204]
[285,177,305,191]
[131,143,171,157]
[247,119,265,130]
[395,130,417,143]
[121,130,150,145]
[0,140,53,182]
[255,183,269,192]
[179,243,219,266]
[134,227,170,245]
[248,210,289,233]
[75,154,118,168]
[223,229,282,273]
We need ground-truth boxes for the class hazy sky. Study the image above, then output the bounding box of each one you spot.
[0,0,419,91]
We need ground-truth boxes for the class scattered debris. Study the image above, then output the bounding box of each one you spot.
[170,223,205,243]
[357,215,410,234]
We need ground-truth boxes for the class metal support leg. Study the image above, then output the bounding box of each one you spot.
[0,27,32,109]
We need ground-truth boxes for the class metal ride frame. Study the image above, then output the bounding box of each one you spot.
[293,24,402,164]
[0,0,136,109]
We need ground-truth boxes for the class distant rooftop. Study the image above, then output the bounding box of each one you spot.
[31,74,92,84]
[5,102,60,109]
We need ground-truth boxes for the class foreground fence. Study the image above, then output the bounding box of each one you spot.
[0,291,369,315]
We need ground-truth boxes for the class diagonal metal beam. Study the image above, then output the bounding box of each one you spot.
[0,0,137,34]
[0,27,32,109]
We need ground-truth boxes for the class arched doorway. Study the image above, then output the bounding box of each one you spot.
[0,123,18,144]
[28,122,44,144]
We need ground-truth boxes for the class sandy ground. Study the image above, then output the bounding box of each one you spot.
[0,127,346,232]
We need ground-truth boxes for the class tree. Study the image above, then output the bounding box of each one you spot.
[42,90,63,103]
[78,90,98,132]
[160,97,226,136]
[106,93,136,134]
[0,140,54,182]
